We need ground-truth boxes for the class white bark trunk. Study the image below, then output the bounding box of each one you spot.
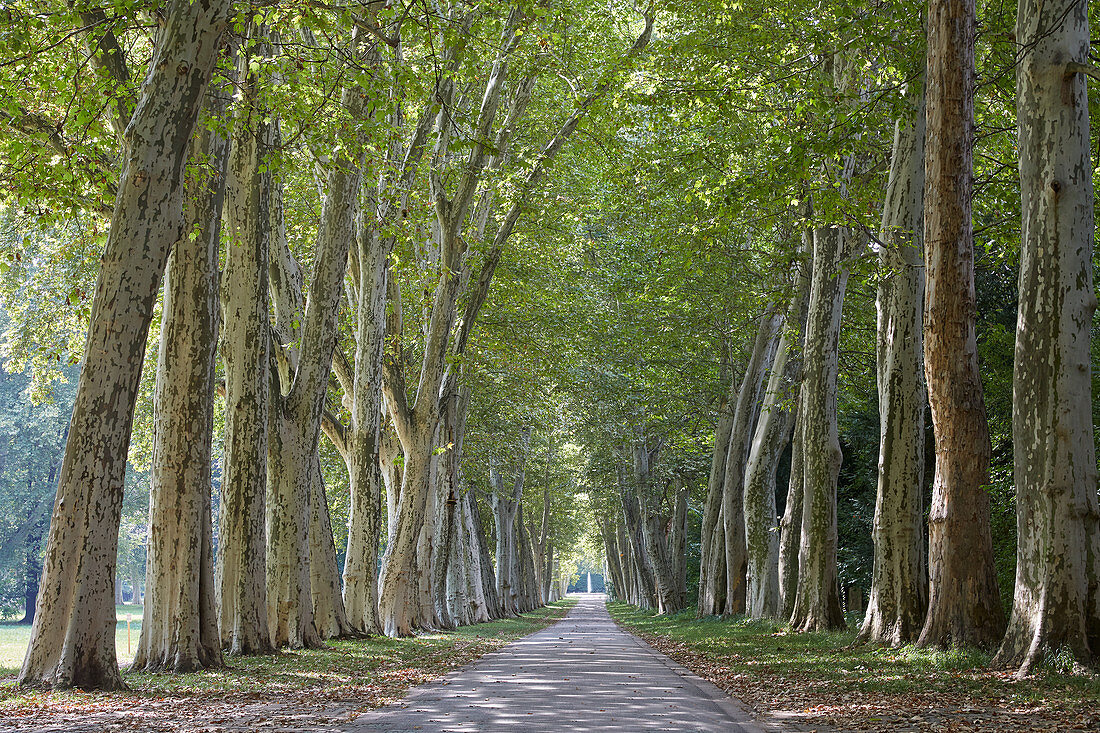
[216,44,275,657]
[18,0,231,691]
[698,402,733,615]
[744,261,809,620]
[994,0,1100,674]
[721,311,782,615]
[309,460,354,639]
[789,224,850,632]
[132,89,228,673]
[859,93,929,646]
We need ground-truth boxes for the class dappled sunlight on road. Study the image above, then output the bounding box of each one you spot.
[346,593,762,732]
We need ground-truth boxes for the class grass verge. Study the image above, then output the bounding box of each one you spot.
[0,605,146,674]
[607,602,1099,733]
[0,598,576,731]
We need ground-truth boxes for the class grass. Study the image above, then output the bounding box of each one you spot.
[607,602,1100,732]
[0,598,576,730]
[0,604,145,675]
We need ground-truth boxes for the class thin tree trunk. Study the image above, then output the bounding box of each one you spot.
[722,311,782,615]
[18,0,231,690]
[918,0,1005,647]
[745,262,808,620]
[20,527,42,625]
[698,400,733,616]
[859,92,929,647]
[993,0,1100,674]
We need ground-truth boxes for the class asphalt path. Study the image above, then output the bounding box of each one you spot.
[345,592,769,732]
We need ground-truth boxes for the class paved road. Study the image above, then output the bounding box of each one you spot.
[345,593,767,732]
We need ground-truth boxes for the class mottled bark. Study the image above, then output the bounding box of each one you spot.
[789,224,850,633]
[217,43,275,657]
[993,0,1100,674]
[722,311,782,616]
[619,464,657,610]
[698,399,733,616]
[860,93,929,646]
[309,462,354,640]
[18,0,231,690]
[744,263,808,620]
[633,441,684,614]
[132,90,229,673]
[919,0,1005,647]
[466,489,501,619]
[490,431,530,616]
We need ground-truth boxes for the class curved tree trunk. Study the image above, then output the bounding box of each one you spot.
[132,92,228,673]
[859,94,929,647]
[18,0,230,691]
[993,0,1100,674]
[918,0,1005,648]
[744,262,808,620]
[722,311,782,615]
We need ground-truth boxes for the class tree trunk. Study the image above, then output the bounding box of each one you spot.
[698,400,733,616]
[918,0,1005,647]
[633,441,683,614]
[619,467,657,610]
[216,43,275,657]
[18,0,231,690]
[342,227,387,634]
[377,420,437,636]
[789,224,849,633]
[992,0,1100,674]
[20,528,42,625]
[466,490,501,619]
[722,311,782,615]
[859,92,929,647]
[309,461,355,639]
[778,407,804,621]
[490,460,522,616]
[132,90,228,672]
[745,262,808,620]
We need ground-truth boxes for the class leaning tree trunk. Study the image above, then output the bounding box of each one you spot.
[722,310,782,615]
[216,48,275,657]
[18,0,231,690]
[698,397,733,616]
[789,224,849,633]
[992,0,1100,675]
[377,419,438,636]
[619,470,657,610]
[859,93,929,647]
[633,441,682,614]
[918,0,1005,648]
[309,462,354,640]
[744,261,808,620]
[132,92,228,673]
[600,519,626,601]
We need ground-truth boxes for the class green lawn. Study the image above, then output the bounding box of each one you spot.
[0,598,577,730]
[0,604,145,674]
[607,602,1099,732]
